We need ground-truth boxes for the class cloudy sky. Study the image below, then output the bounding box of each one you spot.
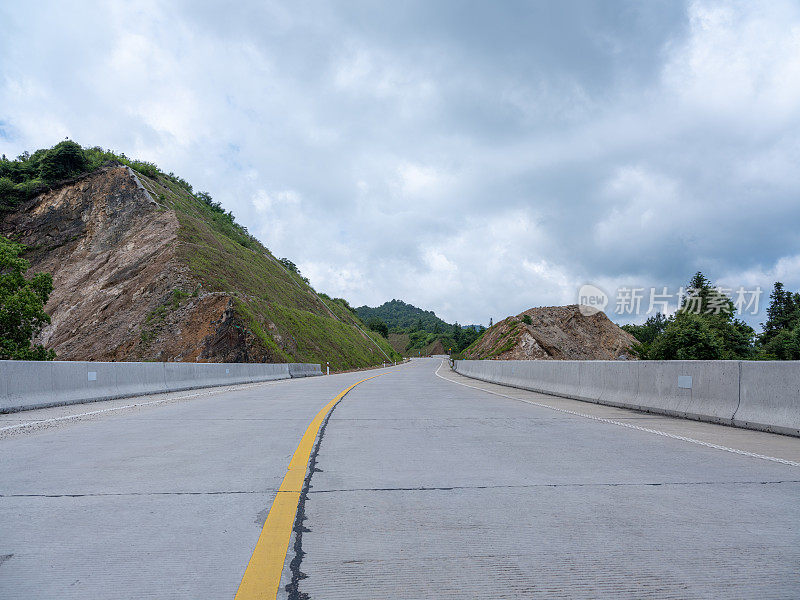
[1,0,799,327]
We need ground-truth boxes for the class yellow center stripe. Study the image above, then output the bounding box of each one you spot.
[235,374,383,599]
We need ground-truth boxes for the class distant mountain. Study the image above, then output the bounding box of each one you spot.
[356,299,450,333]
[356,299,486,356]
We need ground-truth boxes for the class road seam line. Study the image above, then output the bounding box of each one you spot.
[234,374,384,600]
[435,361,800,467]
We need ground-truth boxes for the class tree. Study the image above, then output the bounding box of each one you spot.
[761,282,800,343]
[452,322,463,347]
[0,236,55,360]
[366,317,389,338]
[38,140,89,183]
[622,313,668,345]
[635,272,755,360]
[680,271,733,316]
[757,282,800,358]
[649,313,724,360]
[759,326,800,360]
[622,313,669,359]
[278,258,299,273]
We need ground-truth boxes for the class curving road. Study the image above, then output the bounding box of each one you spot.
[1,358,798,598]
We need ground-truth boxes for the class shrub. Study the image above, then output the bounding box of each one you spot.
[38,140,89,183]
[131,161,160,178]
[0,177,21,211]
[16,178,46,198]
[0,236,55,360]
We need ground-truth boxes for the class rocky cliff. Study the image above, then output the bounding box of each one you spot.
[463,305,636,360]
[1,163,397,368]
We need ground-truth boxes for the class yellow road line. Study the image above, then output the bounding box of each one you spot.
[235,374,384,600]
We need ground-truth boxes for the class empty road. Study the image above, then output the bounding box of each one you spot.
[1,358,798,598]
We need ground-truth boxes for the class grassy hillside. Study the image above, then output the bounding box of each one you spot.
[358,299,485,355]
[141,169,399,369]
[356,299,450,332]
[1,141,400,369]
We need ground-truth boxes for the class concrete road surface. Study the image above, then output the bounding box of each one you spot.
[1,358,798,598]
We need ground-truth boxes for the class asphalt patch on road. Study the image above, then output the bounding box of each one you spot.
[284,395,343,600]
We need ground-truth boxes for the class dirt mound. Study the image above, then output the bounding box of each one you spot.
[464,305,636,360]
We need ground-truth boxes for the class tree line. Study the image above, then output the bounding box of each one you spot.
[622,272,799,360]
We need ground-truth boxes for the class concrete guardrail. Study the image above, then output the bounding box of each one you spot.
[0,360,322,413]
[453,359,800,437]
[288,363,324,378]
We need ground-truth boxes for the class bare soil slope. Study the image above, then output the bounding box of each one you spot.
[464,305,636,360]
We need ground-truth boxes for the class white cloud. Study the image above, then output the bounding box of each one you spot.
[331,42,436,104]
[662,0,800,123]
[723,254,800,291]
[594,166,687,252]
[395,162,452,198]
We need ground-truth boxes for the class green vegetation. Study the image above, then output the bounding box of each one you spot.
[623,272,756,360]
[366,317,389,338]
[1,140,110,212]
[521,314,532,325]
[489,320,521,357]
[756,282,800,359]
[356,299,484,355]
[38,140,89,182]
[622,313,668,347]
[356,299,450,333]
[276,257,311,284]
[0,236,55,360]
[481,325,513,358]
[169,288,192,309]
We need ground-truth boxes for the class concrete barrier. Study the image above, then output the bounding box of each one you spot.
[0,360,321,413]
[453,359,799,437]
[288,363,324,378]
[736,362,800,436]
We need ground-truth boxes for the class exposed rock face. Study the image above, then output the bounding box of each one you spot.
[1,166,267,362]
[464,305,637,360]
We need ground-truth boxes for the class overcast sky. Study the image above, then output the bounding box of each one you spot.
[2,1,799,327]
